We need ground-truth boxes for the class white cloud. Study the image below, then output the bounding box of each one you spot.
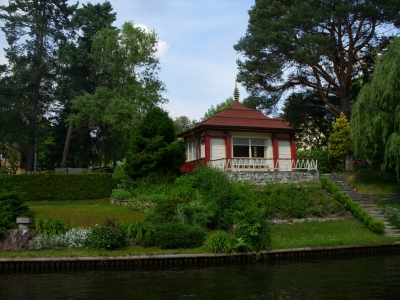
[134,23,150,32]
[156,40,171,57]
[134,23,170,58]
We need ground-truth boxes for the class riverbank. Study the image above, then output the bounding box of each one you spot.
[2,241,400,274]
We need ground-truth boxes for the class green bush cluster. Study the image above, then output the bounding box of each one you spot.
[0,173,112,201]
[321,177,385,234]
[88,225,126,250]
[204,231,237,254]
[144,223,206,249]
[0,182,31,235]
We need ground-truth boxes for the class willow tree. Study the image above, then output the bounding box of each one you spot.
[351,38,400,177]
[234,0,400,119]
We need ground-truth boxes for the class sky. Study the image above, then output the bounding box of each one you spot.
[0,0,255,121]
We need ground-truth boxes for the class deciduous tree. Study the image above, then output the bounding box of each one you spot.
[201,97,235,121]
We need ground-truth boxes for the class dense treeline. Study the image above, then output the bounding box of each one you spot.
[0,1,166,171]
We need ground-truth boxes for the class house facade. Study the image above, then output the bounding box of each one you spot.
[0,142,26,174]
[177,95,318,174]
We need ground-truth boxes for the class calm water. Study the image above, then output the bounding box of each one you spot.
[1,255,400,299]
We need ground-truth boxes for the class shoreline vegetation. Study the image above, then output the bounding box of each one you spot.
[1,218,399,259]
[1,169,400,258]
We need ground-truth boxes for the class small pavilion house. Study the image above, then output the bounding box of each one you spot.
[177,85,317,174]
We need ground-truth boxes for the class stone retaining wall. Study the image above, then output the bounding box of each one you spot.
[227,171,320,185]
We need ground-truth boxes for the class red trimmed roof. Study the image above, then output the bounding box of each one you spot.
[195,102,293,130]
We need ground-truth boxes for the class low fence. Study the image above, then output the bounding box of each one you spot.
[208,158,318,172]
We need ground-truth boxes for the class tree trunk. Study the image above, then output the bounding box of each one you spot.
[61,123,74,168]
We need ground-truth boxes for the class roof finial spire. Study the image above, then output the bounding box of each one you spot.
[234,80,240,102]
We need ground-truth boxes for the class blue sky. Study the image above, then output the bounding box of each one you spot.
[0,0,254,121]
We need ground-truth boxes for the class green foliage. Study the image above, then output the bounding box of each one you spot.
[69,21,166,166]
[254,183,344,219]
[193,165,237,229]
[0,182,31,235]
[351,37,400,179]
[144,223,206,249]
[136,194,168,202]
[297,149,342,173]
[201,97,235,120]
[173,116,197,134]
[321,177,385,234]
[234,0,400,118]
[329,113,352,159]
[111,190,132,200]
[204,231,236,254]
[144,199,183,224]
[173,174,197,201]
[125,107,186,181]
[88,225,126,250]
[0,173,112,201]
[232,206,271,252]
[34,218,69,235]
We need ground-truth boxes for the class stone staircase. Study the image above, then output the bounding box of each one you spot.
[324,174,400,237]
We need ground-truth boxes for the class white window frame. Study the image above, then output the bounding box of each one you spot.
[232,137,269,158]
[186,140,197,162]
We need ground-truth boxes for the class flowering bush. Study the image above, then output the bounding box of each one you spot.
[31,228,91,250]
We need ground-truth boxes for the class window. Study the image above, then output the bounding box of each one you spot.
[187,140,197,161]
[233,138,267,158]
[200,138,205,158]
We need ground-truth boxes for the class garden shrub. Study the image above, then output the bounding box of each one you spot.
[146,222,206,249]
[0,173,112,201]
[34,218,69,235]
[31,228,91,250]
[232,206,271,252]
[193,165,236,229]
[111,189,132,200]
[204,231,236,254]
[144,198,183,224]
[0,182,31,235]
[321,177,385,234]
[88,225,126,250]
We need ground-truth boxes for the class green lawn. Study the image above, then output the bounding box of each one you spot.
[346,170,400,194]
[271,218,400,249]
[27,199,146,228]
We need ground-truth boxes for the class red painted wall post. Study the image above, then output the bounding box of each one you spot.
[290,133,297,171]
[272,133,279,172]
[205,131,210,163]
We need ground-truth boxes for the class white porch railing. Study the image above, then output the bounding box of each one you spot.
[208,158,318,172]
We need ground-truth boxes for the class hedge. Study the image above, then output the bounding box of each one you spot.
[0,173,112,201]
[320,177,385,234]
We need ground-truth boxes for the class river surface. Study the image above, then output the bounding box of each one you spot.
[1,254,400,299]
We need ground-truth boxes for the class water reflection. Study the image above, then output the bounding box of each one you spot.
[1,255,400,299]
